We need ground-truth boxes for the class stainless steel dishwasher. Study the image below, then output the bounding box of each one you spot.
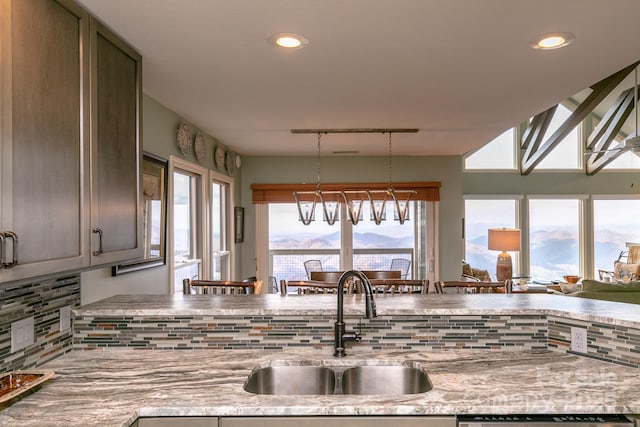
[457,414,633,427]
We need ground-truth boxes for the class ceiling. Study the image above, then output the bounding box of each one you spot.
[77,0,640,157]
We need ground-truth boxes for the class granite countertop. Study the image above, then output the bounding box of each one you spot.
[1,347,639,427]
[77,293,640,328]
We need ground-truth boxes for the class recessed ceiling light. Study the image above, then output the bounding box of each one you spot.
[530,32,575,50]
[271,33,309,49]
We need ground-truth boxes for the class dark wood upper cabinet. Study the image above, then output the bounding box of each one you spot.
[89,17,143,265]
[0,0,143,284]
[0,0,90,282]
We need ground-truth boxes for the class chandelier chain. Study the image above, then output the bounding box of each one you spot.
[388,132,393,186]
[316,132,322,191]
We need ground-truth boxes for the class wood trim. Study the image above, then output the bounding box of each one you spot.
[251,182,440,203]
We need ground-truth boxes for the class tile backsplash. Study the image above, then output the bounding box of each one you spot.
[74,314,548,352]
[0,275,80,373]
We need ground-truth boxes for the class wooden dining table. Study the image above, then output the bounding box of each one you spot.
[309,270,402,281]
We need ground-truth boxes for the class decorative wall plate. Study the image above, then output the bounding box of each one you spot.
[176,122,191,156]
[225,151,235,174]
[235,154,242,169]
[215,145,226,170]
[194,133,205,162]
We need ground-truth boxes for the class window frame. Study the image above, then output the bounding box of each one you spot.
[169,156,208,293]
[210,169,234,281]
[260,200,438,291]
[526,195,587,280]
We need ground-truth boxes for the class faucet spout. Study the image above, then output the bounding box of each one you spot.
[334,270,377,357]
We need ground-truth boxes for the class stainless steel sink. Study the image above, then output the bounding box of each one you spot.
[244,363,431,395]
[341,365,432,395]
[244,366,336,395]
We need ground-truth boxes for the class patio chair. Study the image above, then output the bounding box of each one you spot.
[390,258,411,279]
[598,245,640,282]
[303,259,323,280]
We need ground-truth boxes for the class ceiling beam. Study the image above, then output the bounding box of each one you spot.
[520,63,636,175]
[585,88,635,175]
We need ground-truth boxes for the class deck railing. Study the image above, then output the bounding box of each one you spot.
[269,248,414,282]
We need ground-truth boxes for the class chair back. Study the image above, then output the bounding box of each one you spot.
[432,281,444,294]
[281,280,340,294]
[303,259,323,280]
[183,279,262,295]
[368,279,428,294]
[390,258,411,279]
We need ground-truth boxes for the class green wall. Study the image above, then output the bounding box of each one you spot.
[82,95,640,305]
[239,155,463,282]
[81,95,242,305]
[464,170,639,195]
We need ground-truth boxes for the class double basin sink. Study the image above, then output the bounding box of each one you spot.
[244,362,432,395]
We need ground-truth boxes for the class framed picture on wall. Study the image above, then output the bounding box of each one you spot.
[235,207,244,243]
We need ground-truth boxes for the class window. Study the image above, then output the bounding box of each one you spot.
[603,151,640,169]
[267,201,433,286]
[352,201,418,278]
[528,198,581,280]
[593,198,640,273]
[535,104,581,170]
[464,199,518,278]
[269,203,341,281]
[211,173,233,280]
[173,171,198,263]
[465,128,516,170]
[170,157,207,293]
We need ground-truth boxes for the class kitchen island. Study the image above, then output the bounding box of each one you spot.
[0,294,639,426]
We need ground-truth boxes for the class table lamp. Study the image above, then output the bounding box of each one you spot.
[488,228,520,282]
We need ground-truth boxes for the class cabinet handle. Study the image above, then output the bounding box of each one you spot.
[92,228,103,256]
[0,233,5,268]
[3,231,18,268]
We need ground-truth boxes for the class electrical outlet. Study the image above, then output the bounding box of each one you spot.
[60,305,71,332]
[11,316,34,353]
[571,326,588,353]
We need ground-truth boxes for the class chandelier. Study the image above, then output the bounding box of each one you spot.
[292,132,340,225]
[292,128,418,226]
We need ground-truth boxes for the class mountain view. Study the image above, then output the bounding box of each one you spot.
[270,231,413,250]
[466,227,630,281]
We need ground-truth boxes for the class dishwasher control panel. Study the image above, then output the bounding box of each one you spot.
[457,414,633,427]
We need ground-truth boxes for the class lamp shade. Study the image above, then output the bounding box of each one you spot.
[488,228,520,252]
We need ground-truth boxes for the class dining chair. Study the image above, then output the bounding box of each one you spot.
[368,279,428,294]
[183,279,262,295]
[281,280,340,294]
[432,281,444,294]
[303,259,323,280]
[390,258,411,279]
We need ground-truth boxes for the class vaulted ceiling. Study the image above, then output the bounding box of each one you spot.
[77,0,640,157]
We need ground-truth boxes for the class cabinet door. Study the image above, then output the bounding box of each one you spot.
[220,417,456,427]
[137,418,218,427]
[89,17,143,265]
[0,0,90,282]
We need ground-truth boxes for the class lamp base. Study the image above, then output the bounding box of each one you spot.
[495,252,512,282]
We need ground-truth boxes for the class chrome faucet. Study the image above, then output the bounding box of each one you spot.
[334,270,377,357]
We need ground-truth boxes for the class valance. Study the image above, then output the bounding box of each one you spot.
[251,182,440,204]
